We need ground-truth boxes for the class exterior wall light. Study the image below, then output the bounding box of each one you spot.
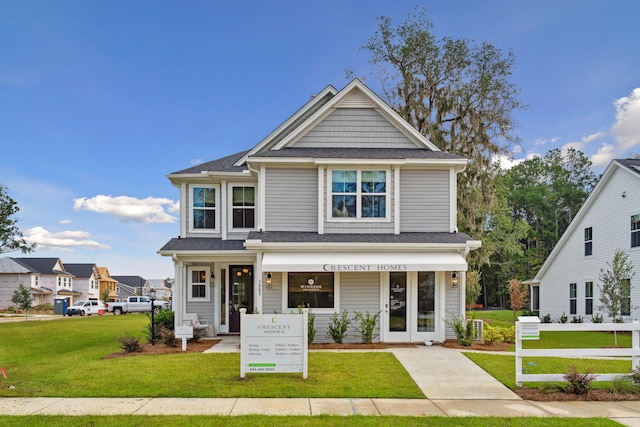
[451,272,458,287]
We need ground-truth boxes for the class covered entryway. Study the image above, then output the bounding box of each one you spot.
[229,265,253,333]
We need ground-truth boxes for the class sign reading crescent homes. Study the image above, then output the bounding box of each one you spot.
[240,309,309,379]
[322,264,408,272]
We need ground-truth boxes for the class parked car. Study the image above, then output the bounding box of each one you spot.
[105,296,170,315]
[66,300,106,316]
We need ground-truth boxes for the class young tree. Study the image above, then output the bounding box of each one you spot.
[101,289,110,304]
[508,278,528,320]
[598,249,636,323]
[362,8,524,268]
[0,184,36,254]
[11,284,33,320]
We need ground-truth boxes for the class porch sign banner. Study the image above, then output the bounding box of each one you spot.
[240,308,308,379]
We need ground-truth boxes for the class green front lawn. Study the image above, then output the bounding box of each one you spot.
[0,316,421,398]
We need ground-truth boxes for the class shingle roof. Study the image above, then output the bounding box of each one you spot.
[617,158,640,176]
[0,257,30,273]
[64,263,96,279]
[170,150,250,175]
[112,276,147,287]
[159,237,247,252]
[246,231,474,245]
[12,258,72,275]
[249,147,462,160]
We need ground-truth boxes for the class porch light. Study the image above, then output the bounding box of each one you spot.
[451,273,458,287]
[266,272,272,284]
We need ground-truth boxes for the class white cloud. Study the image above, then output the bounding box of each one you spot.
[59,219,71,225]
[591,143,617,167]
[73,195,178,224]
[582,131,605,144]
[612,88,640,151]
[24,226,110,252]
[534,137,558,146]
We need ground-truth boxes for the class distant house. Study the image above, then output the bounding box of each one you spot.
[528,159,640,321]
[65,264,101,301]
[112,275,147,300]
[159,79,481,342]
[97,267,118,302]
[146,279,172,300]
[0,257,79,308]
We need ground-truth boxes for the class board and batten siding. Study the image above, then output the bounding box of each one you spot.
[294,108,419,149]
[539,165,640,321]
[265,168,318,232]
[400,169,450,232]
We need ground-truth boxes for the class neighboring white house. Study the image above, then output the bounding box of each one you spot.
[0,257,79,309]
[146,279,172,301]
[528,159,640,321]
[65,263,101,301]
[159,79,481,343]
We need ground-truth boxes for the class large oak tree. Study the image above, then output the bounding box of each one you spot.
[0,184,36,254]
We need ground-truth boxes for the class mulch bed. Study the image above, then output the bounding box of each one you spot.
[103,340,219,359]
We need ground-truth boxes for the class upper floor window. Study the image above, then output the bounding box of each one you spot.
[232,186,255,229]
[330,170,387,219]
[584,227,593,256]
[632,214,640,248]
[191,185,218,232]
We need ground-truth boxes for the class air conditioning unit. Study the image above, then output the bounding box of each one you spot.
[472,319,484,341]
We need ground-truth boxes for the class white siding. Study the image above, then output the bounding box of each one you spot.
[539,166,640,321]
[294,108,419,149]
[265,168,318,231]
[400,169,450,232]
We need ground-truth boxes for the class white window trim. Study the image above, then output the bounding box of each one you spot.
[631,213,640,249]
[281,272,340,314]
[188,184,220,234]
[326,168,391,222]
[227,183,257,232]
[187,266,211,302]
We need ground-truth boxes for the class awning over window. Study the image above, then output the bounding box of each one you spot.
[261,252,467,273]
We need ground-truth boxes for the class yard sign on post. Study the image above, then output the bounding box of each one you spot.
[240,308,308,379]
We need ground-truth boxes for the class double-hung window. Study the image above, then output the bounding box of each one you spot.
[584,227,593,256]
[632,214,640,248]
[585,282,593,315]
[569,283,577,315]
[232,186,255,229]
[330,169,387,219]
[191,185,218,232]
[622,279,631,316]
[188,267,210,302]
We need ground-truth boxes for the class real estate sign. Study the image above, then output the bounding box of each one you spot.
[240,309,308,379]
[517,316,541,340]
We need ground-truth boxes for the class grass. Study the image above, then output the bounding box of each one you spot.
[0,316,421,398]
[465,352,635,390]
[0,416,620,426]
[468,309,517,328]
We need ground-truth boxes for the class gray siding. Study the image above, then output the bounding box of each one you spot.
[265,168,318,232]
[444,282,461,340]
[262,272,282,314]
[340,272,381,343]
[295,108,419,149]
[400,169,450,232]
[185,300,215,336]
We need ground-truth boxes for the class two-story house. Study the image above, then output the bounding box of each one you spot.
[65,264,101,302]
[527,158,640,321]
[112,275,148,300]
[98,267,118,302]
[0,257,78,309]
[159,79,481,343]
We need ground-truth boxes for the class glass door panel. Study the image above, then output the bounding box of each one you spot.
[418,272,435,332]
[389,272,407,332]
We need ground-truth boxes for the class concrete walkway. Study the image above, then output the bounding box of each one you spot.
[3,337,640,425]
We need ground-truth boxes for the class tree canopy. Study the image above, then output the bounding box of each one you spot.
[0,184,35,255]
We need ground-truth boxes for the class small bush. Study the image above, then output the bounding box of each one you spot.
[118,334,142,353]
[445,314,474,346]
[189,329,202,343]
[541,313,552,323]
[298,304,316,344]
[482,325,503,344]
[353,310,381,344]
[563,365,596,394]
[559,312,568,323]
[571,315,583,323]
[628,365,640,387]
[591,314,604,323]
[154,309,175,330]
[327,310,350,344]
[611,376,639,395]
[32,303,54,312]
[159,326,178,347]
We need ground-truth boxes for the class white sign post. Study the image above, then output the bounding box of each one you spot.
[240,308,308,379]
[175,325,194,351]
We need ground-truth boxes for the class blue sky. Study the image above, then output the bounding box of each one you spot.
[1,1,639,279]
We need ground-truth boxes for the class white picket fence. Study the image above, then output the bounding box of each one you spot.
[515,321,640,386]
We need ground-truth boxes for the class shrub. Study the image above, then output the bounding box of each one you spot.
[591,313,604,323]
[189,329,202,343]
[559,312,568,323]
[541,313,552,323]
[353,311,381,344]
[571,315,583,323]
[154,309,175,330]
[159,326,178,347]
[118,334,142,353]
[445,314,474,346]
[144,322,163,344]
[298,304,316,344]
[628,365,640,388]
[611,376,639,395]
[327,310,350,344]
[482,325,503,344]
[563,365,596,394]
[32,303,54,312]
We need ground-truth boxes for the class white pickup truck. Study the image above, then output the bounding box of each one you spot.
[105,296,170,315]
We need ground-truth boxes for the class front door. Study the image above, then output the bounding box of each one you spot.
[386,272,411,342]
[229,265,253,333]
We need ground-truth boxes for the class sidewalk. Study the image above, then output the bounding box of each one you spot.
[3,337,640,425]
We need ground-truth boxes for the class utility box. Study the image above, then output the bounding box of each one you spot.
[473,319,484,341]
[54,298,68,315]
